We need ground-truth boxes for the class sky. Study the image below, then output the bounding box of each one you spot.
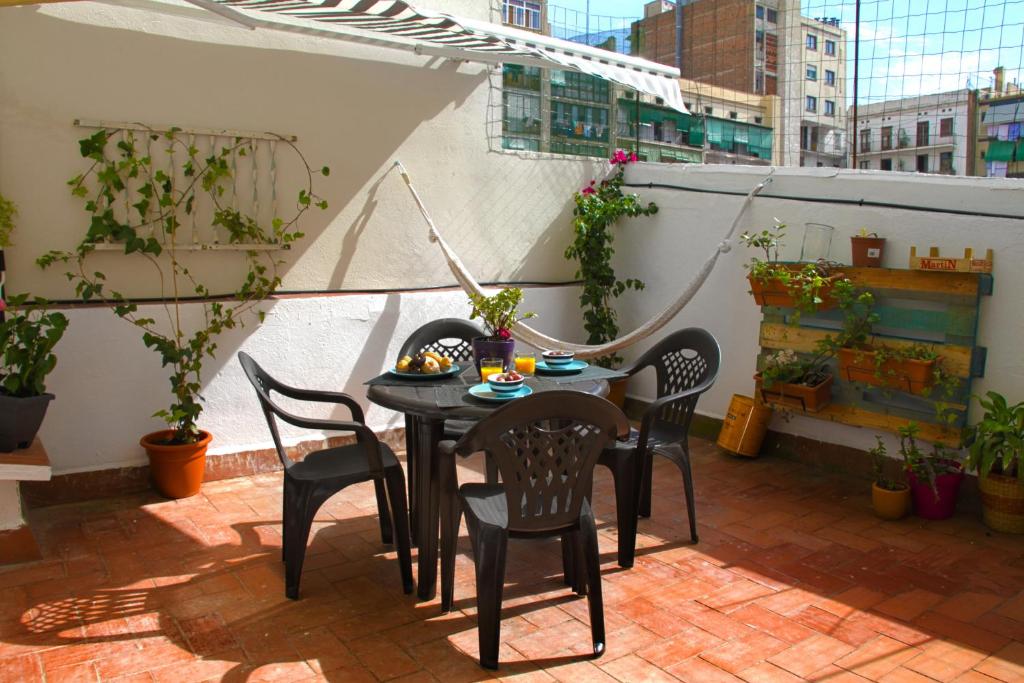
[547,0,1024,103]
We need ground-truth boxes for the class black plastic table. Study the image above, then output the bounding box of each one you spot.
[366,366,613,600]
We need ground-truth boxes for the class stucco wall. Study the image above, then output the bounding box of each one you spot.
[614,164,1024,452]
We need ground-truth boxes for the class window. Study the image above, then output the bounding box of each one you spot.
[824,40,836,55]
[502,64,541,92]
[729,111,738,120]
[806,34,818,50]
[756,5,764,19]
[806,65,817,81]
[503,0,541,30]
[550,70,609,104]
[859,160,870,169]
[917,154,929,173]
[704,106,713,115]
[756,29,764,44]
[917,120,930,147]
[881,158,893,171]
[825,70,836,86]
[940,117,953,137]
[766,8,777,23]
[550,102,609,143]
[940,151,953,173]
[881,126,893,150]
[824,100,835,116]
[754,116,763,124]
[806,95,817,113]
[503,92,541,135]
[860,128,871,152]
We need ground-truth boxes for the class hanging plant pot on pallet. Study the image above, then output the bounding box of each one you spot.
[747,272,841,311]
[754,373,834,413]
[838,347,936,395]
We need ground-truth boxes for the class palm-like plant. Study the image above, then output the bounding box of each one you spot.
[966,391,1024,478]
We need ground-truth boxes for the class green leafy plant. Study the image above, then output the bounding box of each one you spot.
[565,149,657,367]
[468,287,536,340]
[759,349,829,389]
[870,436,906,491]
[898,422,962,500]
[0,294,69,397]
[965,391,1024,478]
[39,127,328,445]
[0,192,15,248]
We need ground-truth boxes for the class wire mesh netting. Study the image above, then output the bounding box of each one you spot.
[496,0,1024,177]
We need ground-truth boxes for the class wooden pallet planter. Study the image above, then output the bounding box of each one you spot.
[754,266,990,446]
[909,246,994,273]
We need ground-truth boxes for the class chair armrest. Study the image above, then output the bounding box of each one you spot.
[635,378,716,447]
[439,440,459,458]
[265,396,383,470]
[271,383,366,423]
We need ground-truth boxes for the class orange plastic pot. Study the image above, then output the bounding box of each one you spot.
[851,236,886,267]
[838,347,936,395]
[140,430,212,499]
[747,271,840,311]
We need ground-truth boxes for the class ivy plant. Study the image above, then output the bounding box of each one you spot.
[0,294,69,398]
[565,149,657,367]
[39,127,328,445]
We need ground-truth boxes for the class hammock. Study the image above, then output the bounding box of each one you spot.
[395,160,773,359]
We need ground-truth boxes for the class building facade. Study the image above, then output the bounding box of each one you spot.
[853,90,974,175]
[975,68,1024,178]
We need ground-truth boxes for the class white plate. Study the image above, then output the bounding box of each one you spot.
[467,383,534,402]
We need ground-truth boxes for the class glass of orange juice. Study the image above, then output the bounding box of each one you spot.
[514,352,536,376]
[479,358,504,382]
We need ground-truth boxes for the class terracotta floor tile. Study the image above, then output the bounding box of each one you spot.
[974,642,1024,682]
[932,593,1004,623]
[833,635,921,680]
[875,590,945,622]
[736,661,805,683]
[729,604,816,644]
[599,653,682,682]
[636,624,723,669]
[668,655,744,682]
[767,633,856,678]
[902,639,988,682]
[699,631,789,674]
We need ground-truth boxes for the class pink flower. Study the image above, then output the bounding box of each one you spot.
[497,328,512,340]
[581,185,596,195]
[630,152,638,162]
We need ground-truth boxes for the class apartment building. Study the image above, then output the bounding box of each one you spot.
[975,67,1024,178]
[854,90,973,175]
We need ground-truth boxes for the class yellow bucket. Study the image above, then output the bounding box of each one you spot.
[717,394,772,458]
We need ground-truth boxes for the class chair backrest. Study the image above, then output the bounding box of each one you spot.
[398,318,483,363]
[237,351,294,469]
[455,391,629,534]
[633,328,721,437]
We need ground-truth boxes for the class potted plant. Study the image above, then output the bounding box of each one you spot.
[564,148,657,370]
[869,436,910,519]
[966,391,1024,533]
[39,127,328,498]
[754,349,833,413]
[851,229,886,267]
[838,343,941,395]
[741,221,844,316]
[899,423,964,520]
[0,295,69,451]
[467,287,536,376]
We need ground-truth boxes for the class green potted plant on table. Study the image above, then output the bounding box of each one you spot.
[564,149,657,373]
[966,391,1024,533]
[467,287,536,376]
[0,295,68,451]
[39,127,328,498]
[899,423,964,520]
[869,436,910,520]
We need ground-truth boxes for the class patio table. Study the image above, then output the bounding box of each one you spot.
[366,364,622,600]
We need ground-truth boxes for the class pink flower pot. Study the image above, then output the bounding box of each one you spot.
[906,462,964,520]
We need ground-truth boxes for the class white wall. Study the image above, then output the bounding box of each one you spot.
[614,163,1024,452]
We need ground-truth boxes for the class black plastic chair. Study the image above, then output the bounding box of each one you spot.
[238,352,413,600]
[438,391,629,669]
[598,328,720,566]
[398,318,487,526]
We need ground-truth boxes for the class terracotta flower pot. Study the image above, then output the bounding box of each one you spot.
[754,373,834,413]
[872,482,910,520]
[838,347,936,394]
[979,471,1024,534]
[716,394,772,458]
[747,270,840,311]
[851,236,886,267]
[141,430,212,499]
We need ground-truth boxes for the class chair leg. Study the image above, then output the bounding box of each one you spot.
[658,444,698,543]
[484,454,499,485]
[283,478,319,600]
[374,479,394,545]
[580,501,605,658]
[383,468,415,594]
[468,517,508,670]
[608,457,638,568]
[560,533,576,588]
[638,449,653,519]
[281,486,288,562]
[440,496,463,613]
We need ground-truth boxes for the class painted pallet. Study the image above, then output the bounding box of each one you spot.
[754,266,990,445]
[909,246,994,273]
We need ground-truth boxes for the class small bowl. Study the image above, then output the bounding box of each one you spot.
[487,373,525,393]
[542,350,575,366]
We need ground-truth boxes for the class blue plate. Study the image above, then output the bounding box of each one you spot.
[535,359,589,375]
[467,383,534,402]
[387,364,461,380]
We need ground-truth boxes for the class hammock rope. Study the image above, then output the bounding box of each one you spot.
[395,160,773,359]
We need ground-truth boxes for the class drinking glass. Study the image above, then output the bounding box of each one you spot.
[801,223,834,262]
[514,352,536,376]
[479,358,504,382]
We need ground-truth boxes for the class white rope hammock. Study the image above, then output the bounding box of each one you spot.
[395,160,773,359]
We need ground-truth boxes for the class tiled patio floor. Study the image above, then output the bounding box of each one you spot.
[3,439,1024,682]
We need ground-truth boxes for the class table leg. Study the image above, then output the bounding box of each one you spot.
[404,414,418,545]
[415,418,443,601]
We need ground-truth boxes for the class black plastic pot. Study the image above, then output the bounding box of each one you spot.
[0,393,54,452]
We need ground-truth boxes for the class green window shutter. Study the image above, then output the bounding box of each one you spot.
[986,140,1015,161]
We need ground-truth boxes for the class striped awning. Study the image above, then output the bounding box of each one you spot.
[192,0,688,114]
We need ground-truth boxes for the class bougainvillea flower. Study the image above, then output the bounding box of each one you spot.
[581,185,596,195]
[497,327,512,340]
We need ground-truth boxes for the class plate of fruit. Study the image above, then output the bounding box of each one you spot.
[389,352,460,379]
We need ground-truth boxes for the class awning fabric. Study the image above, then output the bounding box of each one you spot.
[986,140,1016,162]
[196,0,688,113]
